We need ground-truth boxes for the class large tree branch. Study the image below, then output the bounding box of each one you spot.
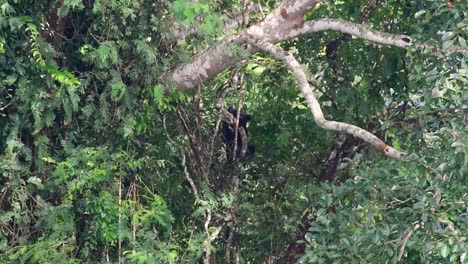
[166,7,412,90]
[239,35,406,159]
[165,0,321,90]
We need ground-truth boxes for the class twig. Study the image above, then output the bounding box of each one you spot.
[207,117,222,175]
[232,74,246,159]
[397,222,421,261]
[415,43,468,57]
[175,107,204,172]
[203,208,223,264]
[0,98,17,112]
[182,153,199,201]
[243,0,251,27]
[163,114,200,200]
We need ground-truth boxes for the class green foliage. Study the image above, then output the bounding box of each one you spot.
[153,84,188,111]
[301,133,467,263]
[172,0,209,24]
[90,41,119,68]
[0,0,183,262]
[172,0,223,35]
[0,0,466,263]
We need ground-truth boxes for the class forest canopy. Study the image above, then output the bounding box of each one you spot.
[0,0,467,263]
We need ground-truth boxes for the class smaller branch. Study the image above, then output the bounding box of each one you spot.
[257,0,265,18]
[175,107,205,172]
[229,174,241,264]
[209,73,239,167]
[216,72,239,123]
[215,72,249,160]
[438,217,454,231]
[433,184,441,204]
[232,76,247,159]
[243,0,251,26]
[207,117,222,175]
[414,43,468,57]
[216,74,238,161]
[397,222,421,261]
[0,98,17,112]
[438,217,466,251]
[298,19,467,56]
[163,114,200,200]
[203,208,223,264]
[358,0,380,23]
[162,114,176,144]
[182,153,200,201]
[318,134,347,182]
[291,18,412,48]
[195,84,204,160]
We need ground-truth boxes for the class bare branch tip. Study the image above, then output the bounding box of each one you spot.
[384,146,407,160]
[401,36,412,44]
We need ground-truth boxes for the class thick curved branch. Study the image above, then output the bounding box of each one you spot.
[240,35,406,159]
[288,18,412,48]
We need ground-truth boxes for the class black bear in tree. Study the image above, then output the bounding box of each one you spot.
[222,107,255,160]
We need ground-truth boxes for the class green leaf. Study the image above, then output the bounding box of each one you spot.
[44,64,80,86]
[111,80,126,101]
[392,138,400,150]
[4,73,18,85]
[27,176,43,188]
[63,0,83,9]
[372,230,381,243]
[200,14,222,35]
[94,41,119,67]
[414,10,426,19]
[440,244,450,258]
[246,63,267,75]
[441,32,454,41]
[122,117,136,138]
[153,84,164,103]
[458,37,466,48]
[42,157,57,164]
[132,213,139,226]
[442,39,454,51]
[79,44,93,55]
